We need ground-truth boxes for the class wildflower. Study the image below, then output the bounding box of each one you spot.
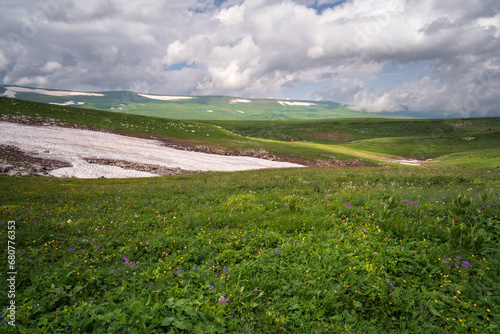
[69,248,75,251]
[223,267,227,273]
[388,280,394,289]
[177,269,184,274]
[96,247,102,251]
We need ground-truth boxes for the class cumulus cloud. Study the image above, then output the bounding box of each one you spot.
[0,0,499,115]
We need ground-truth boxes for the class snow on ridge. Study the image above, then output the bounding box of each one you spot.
[137,93,196,101]
[278,101,318,106]
[229,98,252,104]
[4,86,104,97]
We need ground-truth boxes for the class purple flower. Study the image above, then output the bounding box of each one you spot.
[192,266,197,271]
[223,267,227,273]
[215,265,220,269]
[389,280,394,290]
[96,247,102,251]
[177,269,184,274]
[69,248,75,251]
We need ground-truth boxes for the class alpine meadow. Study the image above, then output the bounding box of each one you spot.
[0,96,499,333]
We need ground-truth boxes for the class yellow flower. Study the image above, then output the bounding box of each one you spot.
[457,290,461,294]
[487,309,490,312]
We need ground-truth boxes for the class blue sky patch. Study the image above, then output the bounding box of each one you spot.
[311,0,347,14]
[164,62,197,72]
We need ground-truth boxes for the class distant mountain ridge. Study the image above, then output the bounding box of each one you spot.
[0,85,395,120]
[2,84,489,120]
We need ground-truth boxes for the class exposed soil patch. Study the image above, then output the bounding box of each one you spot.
[313,132,350,142]
[83,158,188,176]
[0,113,97,130]
[0,144,72,176]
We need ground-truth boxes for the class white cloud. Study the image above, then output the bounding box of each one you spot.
[164,41,194,66]
[41,61,62,73]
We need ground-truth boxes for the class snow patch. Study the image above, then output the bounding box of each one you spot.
[278,101,318,106]
[1,89,17,98]
[137,93,196,101]
[0,121,303,178]
[49,101,85,106]
[4,86,104,97]
[229,98,252,104]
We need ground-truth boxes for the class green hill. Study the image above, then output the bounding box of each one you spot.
[0,85,390,121]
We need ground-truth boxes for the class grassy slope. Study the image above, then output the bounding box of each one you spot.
[203,118,500,166]
[0,167,499,333]
[2,97,500,167]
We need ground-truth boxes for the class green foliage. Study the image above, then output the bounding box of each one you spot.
[449,194,473,219]
[0,167,498,333]
[447,223,488,253]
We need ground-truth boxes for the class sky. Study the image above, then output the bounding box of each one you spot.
[1,0,500,116]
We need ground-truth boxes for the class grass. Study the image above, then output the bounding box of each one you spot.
[0,167,499,333]
[203,118,500,162]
